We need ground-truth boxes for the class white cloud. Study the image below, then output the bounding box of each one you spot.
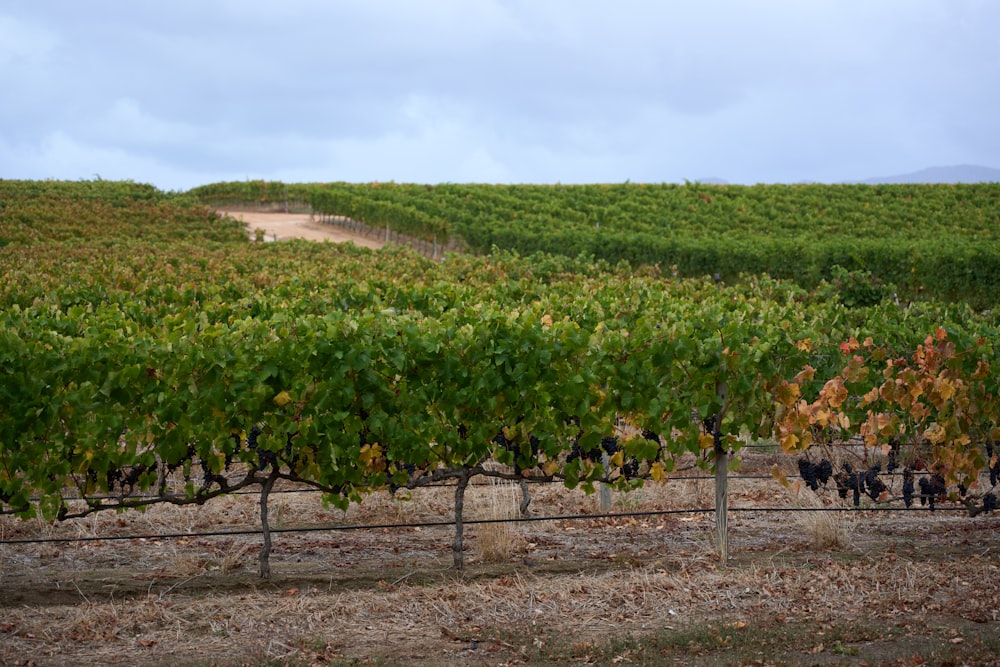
[0,1,997,188]
[0,14,57,66]
[97,99,204,146]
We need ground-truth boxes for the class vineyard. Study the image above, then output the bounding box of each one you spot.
[2,179,1000,665]
[190,179,1000,307]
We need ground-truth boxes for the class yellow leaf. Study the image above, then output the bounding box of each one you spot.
[609,450,625,468]
[650,461,667,482]
[770,464,790,489]
[542,460,559,476]
[813,406,832,428]
[924,422,947,445]
[273,390,293,407]
[699,433,716,450]
[933,377,956,402]
[776,382,801,408]
[359,443,382,464]
[779,433,799,452]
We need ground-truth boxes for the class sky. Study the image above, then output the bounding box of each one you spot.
[1,1,998,191]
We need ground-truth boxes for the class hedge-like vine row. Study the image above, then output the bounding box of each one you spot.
[3,180,1000,573]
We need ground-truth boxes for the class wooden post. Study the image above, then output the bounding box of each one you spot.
[713,379,729,562]
[453,469,471,570]
[259,467,280,578]
[600,452,612,512]
[518,478,531,516]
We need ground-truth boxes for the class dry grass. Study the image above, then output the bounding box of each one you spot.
[471,478,526,563]
[2,545,998,666]
[803,508,856,551]
[4,452,1000,665]
[788,485,857,551]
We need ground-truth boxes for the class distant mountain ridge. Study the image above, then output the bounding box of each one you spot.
[860,164,1000,184]
[688,166,1000,187]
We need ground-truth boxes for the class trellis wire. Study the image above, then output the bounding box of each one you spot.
[23,468,946,504]
[0,504,983,546]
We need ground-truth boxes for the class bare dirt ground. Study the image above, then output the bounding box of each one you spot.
[2,452,999,666]
[220,210,386,248]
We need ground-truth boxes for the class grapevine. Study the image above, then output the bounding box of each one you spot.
[3,179,999,575]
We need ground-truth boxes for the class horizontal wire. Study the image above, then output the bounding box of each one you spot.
[0,504,983,546]
[11,475,761,503]
[34,470,934,503]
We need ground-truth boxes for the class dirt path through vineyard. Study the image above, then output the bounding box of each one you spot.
[220,209,386,248]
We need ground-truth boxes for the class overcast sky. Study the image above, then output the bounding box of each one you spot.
[1,1,998,190]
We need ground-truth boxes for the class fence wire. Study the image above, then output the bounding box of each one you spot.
[0,504,980,546]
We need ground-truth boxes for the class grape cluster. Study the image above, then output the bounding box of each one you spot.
[865,464,887,501]
[492,428,540,475]
[816,459,833,486]
[631,430,665,478]
[834,463,861,506]
[797,458,834,491]
[246,424,277,469]
[983,493,997,514]
[798,458,818,490]
[886,446,899,474]
[918,473,947,511]
[566,435,606,467]
[600,435,645,478]
[387,462,418,495]
[104,464,152,496]
[902,467,915,508]
[565,433,648,478]
[832,462,889,506]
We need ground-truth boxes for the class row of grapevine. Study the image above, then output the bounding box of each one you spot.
[3,181,1000,572]
[188,180,1000,307]
[0,178,165,204]
[185,180,314,210]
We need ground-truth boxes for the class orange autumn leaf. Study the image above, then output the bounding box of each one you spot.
[821,377,848,408]
[794,365,816,384]
[776,381,801,408]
